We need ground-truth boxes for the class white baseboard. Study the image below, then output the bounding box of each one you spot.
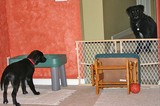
[158,80,160,85]
[33,79,82,85]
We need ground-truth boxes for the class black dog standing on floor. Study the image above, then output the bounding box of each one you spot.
[1,50,46,106]
[126,5,157,53]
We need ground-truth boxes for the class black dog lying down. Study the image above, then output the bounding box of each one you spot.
[1,50,46,106]
[126,5,157,53]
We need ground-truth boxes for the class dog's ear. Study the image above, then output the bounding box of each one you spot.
[126,7,131,16]
[126,6,133,16]
[137,5,144,12]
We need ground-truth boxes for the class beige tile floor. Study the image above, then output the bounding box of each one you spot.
[0,85,159,106]
[0,85,99,106]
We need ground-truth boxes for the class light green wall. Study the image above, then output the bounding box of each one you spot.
[151,0,156,20]
[103,0,136,39]
[81,0,104,40]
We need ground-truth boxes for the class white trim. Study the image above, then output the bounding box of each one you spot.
[7,57,10,65]
[55,0,67,2]
[33,79,84,85]
[158,80,160,85]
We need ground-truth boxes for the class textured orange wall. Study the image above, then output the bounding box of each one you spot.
[156,0,160,79]
[5,0,82,78]
[0,0,10,78]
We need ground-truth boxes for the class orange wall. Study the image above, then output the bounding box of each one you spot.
[3,0,82,78]
[157,0,160,37]
[0,0,10,78]
[156,0,160,79]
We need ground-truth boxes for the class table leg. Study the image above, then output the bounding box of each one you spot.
[51,67,60,91]
[60,65,67,87]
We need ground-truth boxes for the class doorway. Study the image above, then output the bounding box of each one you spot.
[81,0,156,40]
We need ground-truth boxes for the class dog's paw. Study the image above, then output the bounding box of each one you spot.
[3,99,8,104]
[23,91,28,94]
[34,91,40,95]
[14,102,21,106]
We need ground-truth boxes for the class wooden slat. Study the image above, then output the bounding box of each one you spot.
[97,65,126,70]
[99,82,127,85]
[98,85,127,88]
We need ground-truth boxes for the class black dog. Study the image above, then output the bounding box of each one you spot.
[1,50,46,106]
[126,5,157,53]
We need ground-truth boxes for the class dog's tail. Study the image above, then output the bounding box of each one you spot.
[0,72,5,91]
[0,81,3,91]
[0,80,3,91]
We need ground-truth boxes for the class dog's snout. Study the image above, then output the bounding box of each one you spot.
[42,57,47,62]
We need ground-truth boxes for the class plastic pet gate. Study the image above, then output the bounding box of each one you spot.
[76,39,160,85]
